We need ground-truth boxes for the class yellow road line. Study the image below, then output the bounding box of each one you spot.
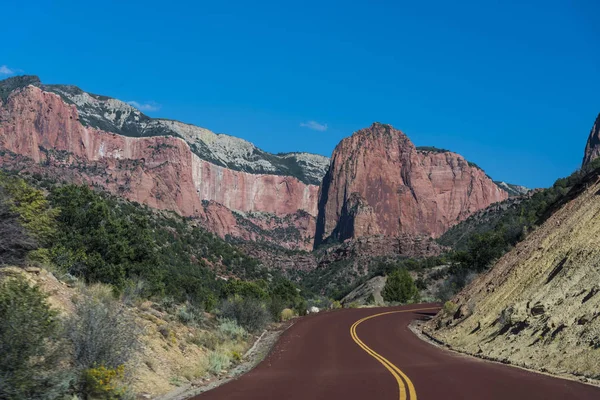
[350,307,438,400]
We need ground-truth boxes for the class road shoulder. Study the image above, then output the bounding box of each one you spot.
[409,319,600,389]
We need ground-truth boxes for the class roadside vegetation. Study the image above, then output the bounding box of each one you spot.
[0,171,312,399]
[382,268,419,304]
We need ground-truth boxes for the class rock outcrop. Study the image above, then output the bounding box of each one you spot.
[0,79,323,250]
[315,123,508,246]
[426,168,600,381]
[581,113,600,167]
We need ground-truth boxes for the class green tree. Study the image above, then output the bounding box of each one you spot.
[1,174,58,245]
[382,269,419,303]
[0,276,71,399]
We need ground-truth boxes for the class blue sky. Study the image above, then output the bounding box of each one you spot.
[1,0,599,188]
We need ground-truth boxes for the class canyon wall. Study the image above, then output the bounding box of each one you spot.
[0,84,319,249]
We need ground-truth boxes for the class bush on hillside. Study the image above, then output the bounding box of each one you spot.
[220,296,271,333]
[208,351,231,375]
[365,293,376,305]
[82,365,130,400]
[382,269,419,303]
[218,318,247,340]
[1,174,59,246]
[176,302,205,326]
[0,188,36,265]
[280,308,294,321]
[66,289,140,373]
[0,276,72,399]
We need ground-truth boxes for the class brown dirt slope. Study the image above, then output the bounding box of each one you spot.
[426,171,600,381]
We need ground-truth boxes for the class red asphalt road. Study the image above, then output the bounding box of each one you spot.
[194,304,600,400]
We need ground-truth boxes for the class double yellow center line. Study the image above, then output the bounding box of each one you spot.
[350,308,438,400]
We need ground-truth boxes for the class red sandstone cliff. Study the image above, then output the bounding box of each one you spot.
[581,113,600,167]
[0,85,318,250]
[315,123,508,246]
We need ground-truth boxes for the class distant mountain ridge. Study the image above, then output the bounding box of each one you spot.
[0,75,329,185]
[0,74,520,258]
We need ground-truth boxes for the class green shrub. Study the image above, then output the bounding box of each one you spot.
[220,297,270,333]
[218,318,248,340]
[295,297,308,316]
[443,301,459,316]
[0,187,37,265]
[1,173,59,246]
[331,300,342,309]
[0,276,72,399]
[365,294,376,305]
[382,269,419,303]
[222,280,268,300]
[280,308,294,321]
[347,301,360,309]
[267,295,286,321]
[177,303,204,326]
[82,364,128,399]
[208,351,231,374]
[231,350,242,363]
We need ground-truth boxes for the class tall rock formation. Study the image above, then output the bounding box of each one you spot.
[0,76,328,250]
[581,113,600,167]
[315,123,508,246]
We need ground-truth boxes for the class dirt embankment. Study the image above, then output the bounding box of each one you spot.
[425,175,600,382]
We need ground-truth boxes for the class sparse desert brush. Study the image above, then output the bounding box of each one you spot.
[177,303,204,326]
[190,330,221,350]
[443,301,458,316]
[181,357,209,382]
[347,301,360,309]
[66,289,141,375]
[365,294,376,305]
[280,308,294,321]
[208,351,231,374]
[82,364,128,399]
[218,318,248,341]
[158,325,177,345]
[231,350,242,363]
[77,282,116,303]
[219,297,270,333]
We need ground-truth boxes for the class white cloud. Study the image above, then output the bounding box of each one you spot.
[0,65,15,75]
[300,120,328,132]
[126,100,161,112]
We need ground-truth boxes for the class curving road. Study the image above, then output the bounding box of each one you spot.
[194,304,600,399]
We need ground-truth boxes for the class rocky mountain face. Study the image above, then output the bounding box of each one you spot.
[315,123,508,246]
[0,76,512,257]
[425,168,600,381]
[0,76,326,250]
[493,181,530,197]
[582,113,600,167]
[11,76,330,185]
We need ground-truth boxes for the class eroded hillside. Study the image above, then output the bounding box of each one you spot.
[426,169,600,381]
